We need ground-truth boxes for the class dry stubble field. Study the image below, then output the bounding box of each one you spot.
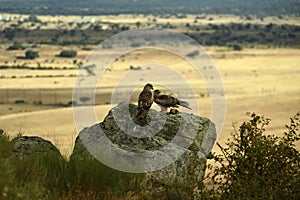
[0,14,299,156]
[0,46,299,156]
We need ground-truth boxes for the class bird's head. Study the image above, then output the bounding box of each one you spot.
[144,83,153,90]
[154,89,161,96]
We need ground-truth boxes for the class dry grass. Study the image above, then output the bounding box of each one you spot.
[2,13,300,29]
[0,13,299,157]
[0,47,299,157]
[0,44,88,69]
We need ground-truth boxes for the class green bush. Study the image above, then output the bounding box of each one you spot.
[59,50,77,58]
[28,15,41,23]
[25,50,39,59]
[3,28,16,41]
[232,44,243,51]
[212,112,300,199]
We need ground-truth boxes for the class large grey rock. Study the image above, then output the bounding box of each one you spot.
[11,136,63,159]
[71,102,217,192]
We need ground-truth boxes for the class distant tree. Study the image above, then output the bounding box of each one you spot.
[3,28,16,40]
[121,26,130,31]
[130,65,141,70]
[211,24,219,30]
[79,97,90,104]
[288,32,296,38]
[93,25,102,31]
[136,21,142,28]
[7,42,25,50]
[266,23,273,30]
[186,50,199,57]
[245,23,251,29]
[232,44,243,51]
[245,15,252,20]
[25,50,39,59]
[59,50,77,58]
[28,15,40,23]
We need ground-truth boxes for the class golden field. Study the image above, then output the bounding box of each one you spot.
[0,47,299,155]
[0,14,299,156]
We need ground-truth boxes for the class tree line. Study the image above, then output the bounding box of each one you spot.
[0,0,299,16]
[2,21,300,48]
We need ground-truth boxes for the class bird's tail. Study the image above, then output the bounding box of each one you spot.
[135,109,150,126]
[178,100,192,110]
[136,109,148,121]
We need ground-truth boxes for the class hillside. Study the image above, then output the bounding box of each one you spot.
[0,0,299,16]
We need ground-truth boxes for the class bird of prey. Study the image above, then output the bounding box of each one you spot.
[136,83,154,122]
[153,89,191,112]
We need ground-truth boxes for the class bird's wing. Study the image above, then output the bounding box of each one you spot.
[154,94,178,107]
[178,100,191,110]
[138,91,153,109]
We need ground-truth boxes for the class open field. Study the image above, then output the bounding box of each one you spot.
[0,46,299,156]
[0,44,89,69]
[2,13,300,28]
[0,13,299,157]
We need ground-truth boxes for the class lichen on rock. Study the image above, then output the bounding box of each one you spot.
[11,136,63,160]
[71,102,217,192]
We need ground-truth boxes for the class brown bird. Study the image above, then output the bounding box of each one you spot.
[136,83,154,122]
[153,89,191,112]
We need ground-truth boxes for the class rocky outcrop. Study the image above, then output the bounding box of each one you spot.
[11,136,63,159]
[71,102,217,191]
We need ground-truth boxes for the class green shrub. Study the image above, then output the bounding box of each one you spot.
[59,50,77,58]
[232,44,243,51]
[212,112,300,199]
[25,50,39,59]
[28,15,41,23]
[3,28,16,40]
